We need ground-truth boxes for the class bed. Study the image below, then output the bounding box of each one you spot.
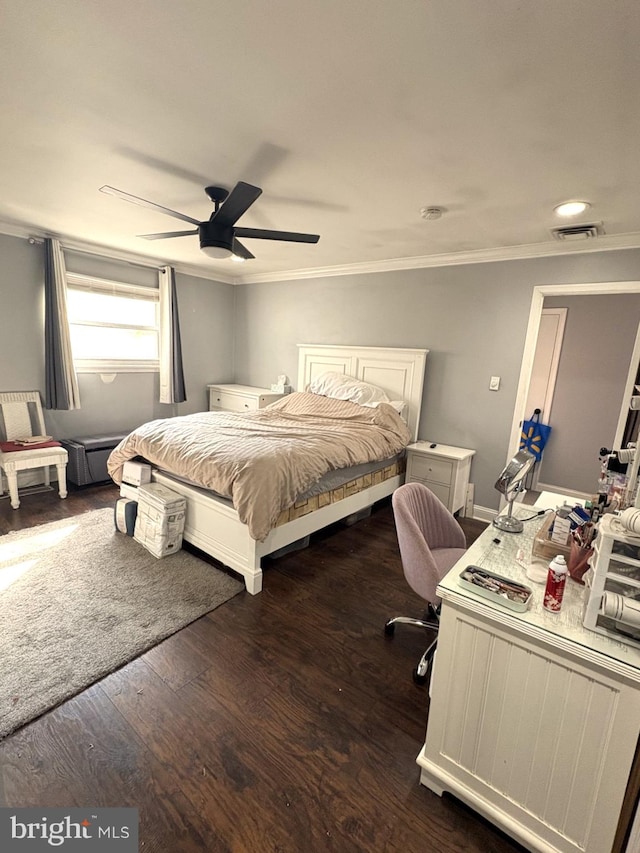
[112,344,428,594]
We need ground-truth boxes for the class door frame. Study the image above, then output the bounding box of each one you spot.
[613,320,640,449]
[507,281,640,469]
[526,306,567,490]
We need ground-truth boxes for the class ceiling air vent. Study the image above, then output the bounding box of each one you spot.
[550,222,605,241]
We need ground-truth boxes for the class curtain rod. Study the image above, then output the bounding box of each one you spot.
[28,236,165,272]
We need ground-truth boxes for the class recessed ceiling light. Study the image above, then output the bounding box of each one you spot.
[554,200,591,217]
[420,207,443,220]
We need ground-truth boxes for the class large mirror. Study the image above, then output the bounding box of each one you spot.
[510,283,640,500]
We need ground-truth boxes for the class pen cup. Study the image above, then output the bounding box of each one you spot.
[567,539,593,584]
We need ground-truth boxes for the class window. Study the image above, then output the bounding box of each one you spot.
[66,273,159,373]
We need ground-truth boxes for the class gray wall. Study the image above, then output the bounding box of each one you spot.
[538,294,640,494]
[233,249,640,511]
[4,226,640,513]
[0,233,235,438]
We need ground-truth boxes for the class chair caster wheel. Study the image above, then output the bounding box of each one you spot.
[412,666,427,686]
[384,621,395,636]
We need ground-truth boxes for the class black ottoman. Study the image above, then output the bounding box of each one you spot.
[60,433,129,486]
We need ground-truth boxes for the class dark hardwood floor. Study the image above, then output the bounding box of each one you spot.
[0,485,526,852]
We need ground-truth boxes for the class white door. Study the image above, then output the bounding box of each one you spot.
[524,307,567,488]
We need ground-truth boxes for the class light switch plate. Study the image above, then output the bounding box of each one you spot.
[489,376,501,391]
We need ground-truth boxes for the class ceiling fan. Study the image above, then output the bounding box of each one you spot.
[99,181,320,261]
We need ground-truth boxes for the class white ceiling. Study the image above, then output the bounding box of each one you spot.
[2,0,640,284]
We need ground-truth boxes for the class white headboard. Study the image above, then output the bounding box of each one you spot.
[297,344,428,442]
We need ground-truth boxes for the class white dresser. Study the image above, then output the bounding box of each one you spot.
[418,504,640,853]
[207,384,285,413]
[405,442,475,515]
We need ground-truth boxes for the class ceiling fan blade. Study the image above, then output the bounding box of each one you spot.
[234,227,320,244]
[138,229,199,240]
[99,185,201,226]
[232,239,255,260]
[212,181,262,227]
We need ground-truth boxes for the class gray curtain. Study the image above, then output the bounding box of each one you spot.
[44,237,81,410]
[159,265,187,404]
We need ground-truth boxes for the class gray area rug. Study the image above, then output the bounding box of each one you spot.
[0,508,243,739]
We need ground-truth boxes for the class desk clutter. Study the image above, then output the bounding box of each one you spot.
[459,565,532,611]
[502,498,640,649]
[531,503,595,584]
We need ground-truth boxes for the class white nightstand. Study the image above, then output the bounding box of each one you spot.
[405,442,475,516]
[207,383,285,413]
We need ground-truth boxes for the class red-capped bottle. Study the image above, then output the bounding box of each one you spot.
[543,555,568,612]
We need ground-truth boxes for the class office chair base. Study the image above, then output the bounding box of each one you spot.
[413,637,438,686]
[384,614,438,636]
[413,667,428,685]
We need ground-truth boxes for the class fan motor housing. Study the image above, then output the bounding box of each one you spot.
[199,222,234,254]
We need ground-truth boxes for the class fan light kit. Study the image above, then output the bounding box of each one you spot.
[554,200,590,217]
[99,182,320,261]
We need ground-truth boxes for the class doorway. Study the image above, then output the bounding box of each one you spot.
[508,281,640,497]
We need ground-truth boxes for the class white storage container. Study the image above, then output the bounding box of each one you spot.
[134,483,186,558]
[583,514,640,648]
[122,460,152,486]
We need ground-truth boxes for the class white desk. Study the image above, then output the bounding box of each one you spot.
[418,505,640,853]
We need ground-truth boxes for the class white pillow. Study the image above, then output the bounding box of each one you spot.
[375,399,407,416]
[308,371,390,406]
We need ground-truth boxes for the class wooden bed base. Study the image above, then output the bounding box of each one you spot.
[131,345,428,594]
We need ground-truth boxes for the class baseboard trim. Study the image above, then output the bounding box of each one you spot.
[535,482,591,501]
[473,505,498,523]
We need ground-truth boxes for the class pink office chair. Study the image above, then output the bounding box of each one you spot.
[385,482,467,684]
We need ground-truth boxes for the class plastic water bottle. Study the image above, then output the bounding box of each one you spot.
[543,554,568,613]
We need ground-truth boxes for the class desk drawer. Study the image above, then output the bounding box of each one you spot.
[408,454,453,485]
[211,391,259,412]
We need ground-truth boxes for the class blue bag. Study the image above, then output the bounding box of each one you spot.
[520,409,552,462]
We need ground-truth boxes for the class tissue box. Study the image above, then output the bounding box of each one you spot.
[122,460,152,486]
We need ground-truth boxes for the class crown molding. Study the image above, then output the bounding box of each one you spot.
[236,231,640,284]
[0,219,235,284]
[3,217,640,287]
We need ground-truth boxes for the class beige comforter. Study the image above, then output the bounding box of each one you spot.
[107,392,411,541]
